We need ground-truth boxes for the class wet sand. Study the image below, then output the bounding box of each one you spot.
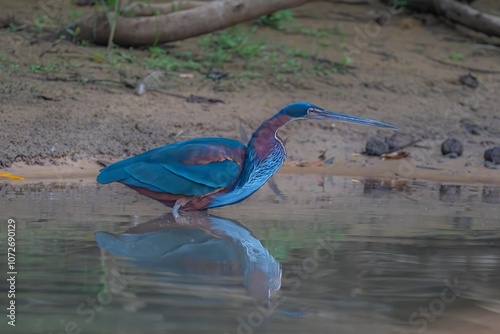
[6,154,500,186]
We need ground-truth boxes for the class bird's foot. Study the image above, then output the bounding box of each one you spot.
[172,198,191,219]
[172,204,181,219]
[172,207,194,225]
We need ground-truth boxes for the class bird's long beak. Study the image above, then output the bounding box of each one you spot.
[307,107,399,130]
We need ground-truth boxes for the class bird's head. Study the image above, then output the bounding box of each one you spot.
[279,102,398,130]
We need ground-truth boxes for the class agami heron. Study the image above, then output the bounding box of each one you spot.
[97,102,397,214]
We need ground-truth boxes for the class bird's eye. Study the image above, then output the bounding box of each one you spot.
[307,108,315,114]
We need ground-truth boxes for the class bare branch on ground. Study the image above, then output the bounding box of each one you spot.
[59,0,317,47]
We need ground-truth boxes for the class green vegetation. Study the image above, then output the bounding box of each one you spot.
[0,53,9,67]
[142,48,200,72]
[342,56,352,65]
[70,21,351,87]
[142,53,200,72]
[198,27,265,67]
[64,26,82,43]
[30,63,56,74]
[136,26,331,81]
[0,53,20,72]
[254,9,294,30]
[1,8,350,91]
[449,52,465,61]
[199,28,265,58]
[33,15,50,33]
[69,9,83,22]
[7,23,19,32]
[0,49,80,78]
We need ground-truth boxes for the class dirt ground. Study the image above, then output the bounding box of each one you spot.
[1,1,500,184]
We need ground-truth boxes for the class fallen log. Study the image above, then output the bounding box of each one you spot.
[59,0,317,47]
[380,0,500,38]
[436,0,500,38]
[121,1,206,17]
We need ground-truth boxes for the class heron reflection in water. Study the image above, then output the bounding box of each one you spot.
[95,211,281,302]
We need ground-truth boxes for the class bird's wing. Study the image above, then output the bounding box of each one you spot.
[97,138,246,196]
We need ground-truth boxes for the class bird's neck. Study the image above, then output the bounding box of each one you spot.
[248,113,291,160]
[233,112,291,186]
[206,113,291,209]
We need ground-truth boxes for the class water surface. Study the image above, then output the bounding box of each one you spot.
[1,175,499,334]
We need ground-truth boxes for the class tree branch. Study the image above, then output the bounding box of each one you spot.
[61,0,317,47]
[437,0,500,37]
[121,1,207,17]
[379,0,500,38]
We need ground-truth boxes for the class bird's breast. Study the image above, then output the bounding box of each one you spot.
[206,143,285,209]
[244,144,286,188]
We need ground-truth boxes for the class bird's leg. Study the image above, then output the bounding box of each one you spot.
[172,198,190,219]
[172,204,181,219]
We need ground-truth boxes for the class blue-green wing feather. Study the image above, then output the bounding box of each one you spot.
[97,138,246,196]
[124,163,213,196]
[163,161,241,189]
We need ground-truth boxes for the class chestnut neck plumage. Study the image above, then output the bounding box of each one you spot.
[207,113,293,208]
[249,113,292,160]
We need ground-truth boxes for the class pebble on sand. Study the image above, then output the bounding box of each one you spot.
[484,147,500,165]
[385,134,405,151]
[458,73,479,89]
[365,138,389,156]
[441,138,463,158]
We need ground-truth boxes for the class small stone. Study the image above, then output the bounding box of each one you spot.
[441,138,463,157]
[385,134,404,151]
[365,138,389,156]
[484,161,498,170]
[460,119,481,135]
[484,146,500,165]
[134,82,146,96]
[459,73,478,89]
[207,69,229,81]
[385,133,414,151]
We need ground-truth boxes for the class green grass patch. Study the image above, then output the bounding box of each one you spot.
[0,53,20,67]
[254,9,294,30]
[199,27,266,60]
[141,54,201,72]
[30,63,56,74]
[449,52,465,61]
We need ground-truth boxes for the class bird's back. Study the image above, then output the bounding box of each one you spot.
[97,137,247,205]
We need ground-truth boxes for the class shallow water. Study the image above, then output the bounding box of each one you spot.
[1,175,499,334]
